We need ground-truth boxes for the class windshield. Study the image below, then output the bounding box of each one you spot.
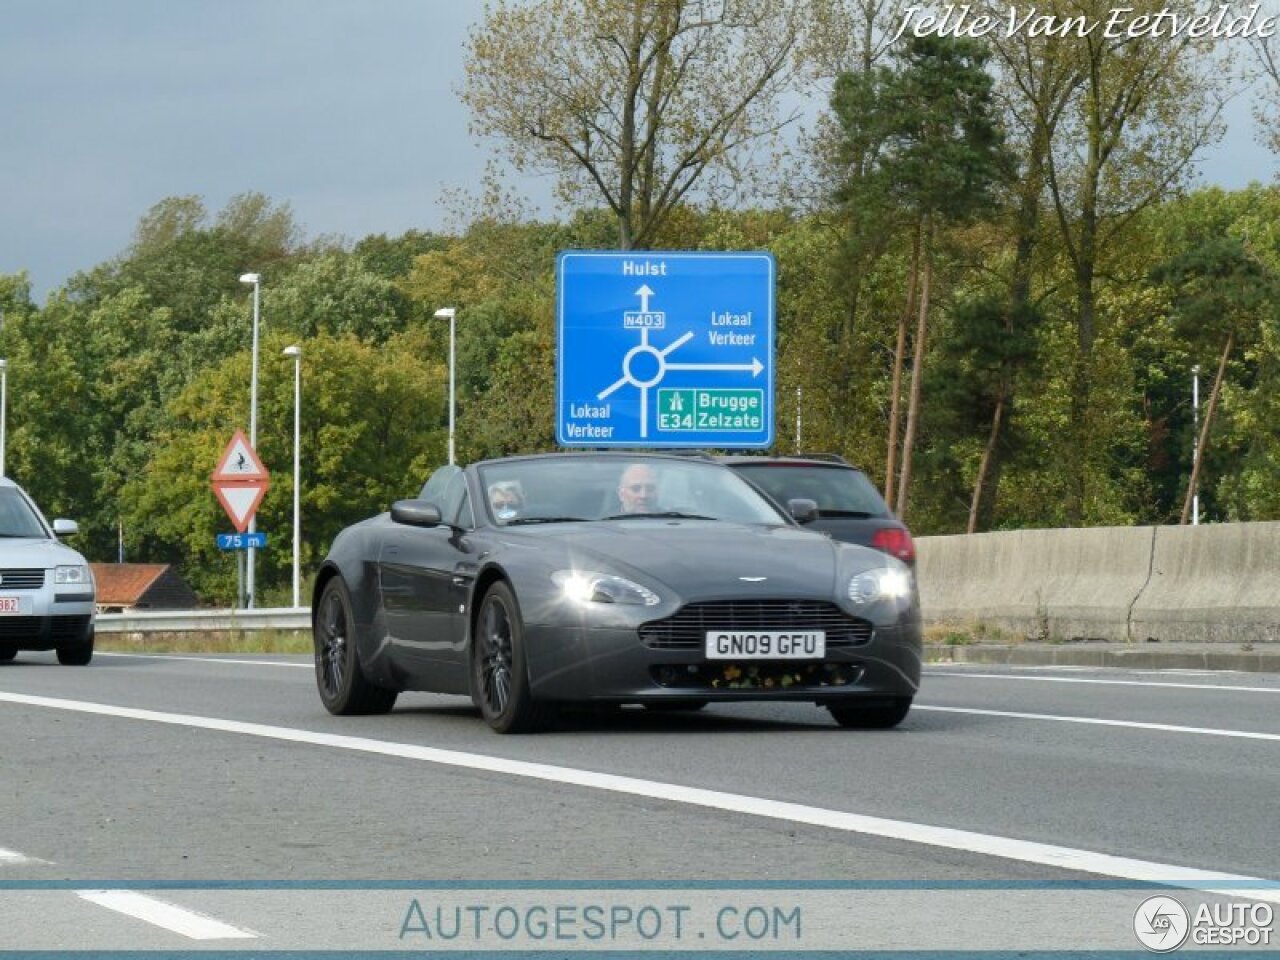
[731,464,892,518]
[477,456,789,526]
[0,488,51,538]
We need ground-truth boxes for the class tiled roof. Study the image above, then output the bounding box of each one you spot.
[90,563,170,606]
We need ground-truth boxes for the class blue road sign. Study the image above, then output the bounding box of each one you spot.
[556,251,775,448]
[217,532,267,551]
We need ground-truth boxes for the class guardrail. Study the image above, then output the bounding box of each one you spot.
[95,607,310,634]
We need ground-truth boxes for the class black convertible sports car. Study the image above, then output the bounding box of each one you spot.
[311,452,922,733]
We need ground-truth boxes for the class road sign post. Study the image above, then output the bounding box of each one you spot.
[556,251,775,448]
[210,430,271,609]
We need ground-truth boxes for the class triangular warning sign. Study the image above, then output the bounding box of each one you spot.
[212,480,270,533]
[213,429,270,481]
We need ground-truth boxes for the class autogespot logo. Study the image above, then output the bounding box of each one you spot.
[1134,895,1191,952]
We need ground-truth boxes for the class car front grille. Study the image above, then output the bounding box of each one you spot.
[639,600,873,650]
[0,568,45,590]
[0,615,89,642]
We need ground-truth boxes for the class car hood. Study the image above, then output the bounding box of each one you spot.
[0,537,87,567]
[519,519,866,598]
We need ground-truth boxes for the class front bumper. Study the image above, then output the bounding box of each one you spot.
[524,618,922,704]
[0,590,95,652]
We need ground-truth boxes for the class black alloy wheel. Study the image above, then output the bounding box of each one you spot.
[828,697,912,729]
[314,577,398,715]
[472,581,552,734]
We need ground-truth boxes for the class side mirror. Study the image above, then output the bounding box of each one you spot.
[390,500,443,528]
[52,519,79,536]
[787,498,819,524]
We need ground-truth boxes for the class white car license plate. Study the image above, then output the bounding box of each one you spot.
[705,631,825,660]
[0,596,29,615]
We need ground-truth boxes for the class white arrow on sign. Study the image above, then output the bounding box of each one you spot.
[635,284,654,312]
[666,357,764,377]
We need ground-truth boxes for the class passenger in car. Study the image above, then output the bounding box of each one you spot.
[488,481,525,522]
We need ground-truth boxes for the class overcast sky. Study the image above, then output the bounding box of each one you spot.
[3,0,1277,301]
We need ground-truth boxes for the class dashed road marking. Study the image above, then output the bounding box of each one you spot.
[77,890,258,940]
[95,652,309,669]
[0,846,47,866]
[916,704,1280,740]
[923,670,1279,694]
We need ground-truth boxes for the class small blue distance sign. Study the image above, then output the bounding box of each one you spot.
[217,532,267,551]
[556,251,775,448]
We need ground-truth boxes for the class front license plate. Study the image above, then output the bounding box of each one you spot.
[705,631,825,660]
[0,596,28,615]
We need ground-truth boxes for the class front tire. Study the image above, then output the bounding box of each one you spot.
[472,581,552,734]
[56,626,94,666]
[828,697,912,729]
[0,648,16,663]
[314,577,398,715]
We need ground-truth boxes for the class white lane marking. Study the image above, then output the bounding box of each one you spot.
[923,671,1280,695]
[2,691,1276,903]
[917,705,1280,741]
[95,652,309,669]
[77,890,258,940]
[0,846,48,865]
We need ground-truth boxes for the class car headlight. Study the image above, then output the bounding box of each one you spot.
[55,565,91,586]
[847,566,913,606]
[552,570,660,606]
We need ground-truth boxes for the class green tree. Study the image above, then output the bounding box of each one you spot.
[1150,237,1278,523]
[463,0,802,248]
[120,332,446,601]
[1037,0,1226,521]
[833,35,1010,519]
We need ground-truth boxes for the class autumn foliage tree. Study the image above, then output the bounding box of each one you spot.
[463,0,803,249]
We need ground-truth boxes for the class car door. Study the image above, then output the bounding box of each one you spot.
[378,469,476,692]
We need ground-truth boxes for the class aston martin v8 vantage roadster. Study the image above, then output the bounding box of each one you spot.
[311,452,922,733]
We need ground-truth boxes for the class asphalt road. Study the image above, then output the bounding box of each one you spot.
[2,652,1278,952]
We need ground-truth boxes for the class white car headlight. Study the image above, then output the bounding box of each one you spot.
[847,566,913,606]
[55,565,90,585]
[552,570,660,606]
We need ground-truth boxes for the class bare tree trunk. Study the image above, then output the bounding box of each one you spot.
[968,394,1005,533]
[895,217,932,519]
[1180,330,1234,524]
[884,225,919,511]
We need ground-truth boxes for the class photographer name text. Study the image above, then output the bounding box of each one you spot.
[891,3,1277,41]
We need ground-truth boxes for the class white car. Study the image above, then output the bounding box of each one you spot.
[0,478,95,665]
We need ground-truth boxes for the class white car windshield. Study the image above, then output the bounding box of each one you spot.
[0,489,50,538]
[477,456,789,526]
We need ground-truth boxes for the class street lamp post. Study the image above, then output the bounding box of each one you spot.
[0,358,7,478]
[239,272,262,607]
[1192,364,1200,526]
[283,345,302,608]
[434,307,457,465]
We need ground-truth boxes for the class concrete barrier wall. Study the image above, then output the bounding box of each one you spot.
[915,521,1280,644]
[1130,522,1280,643]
